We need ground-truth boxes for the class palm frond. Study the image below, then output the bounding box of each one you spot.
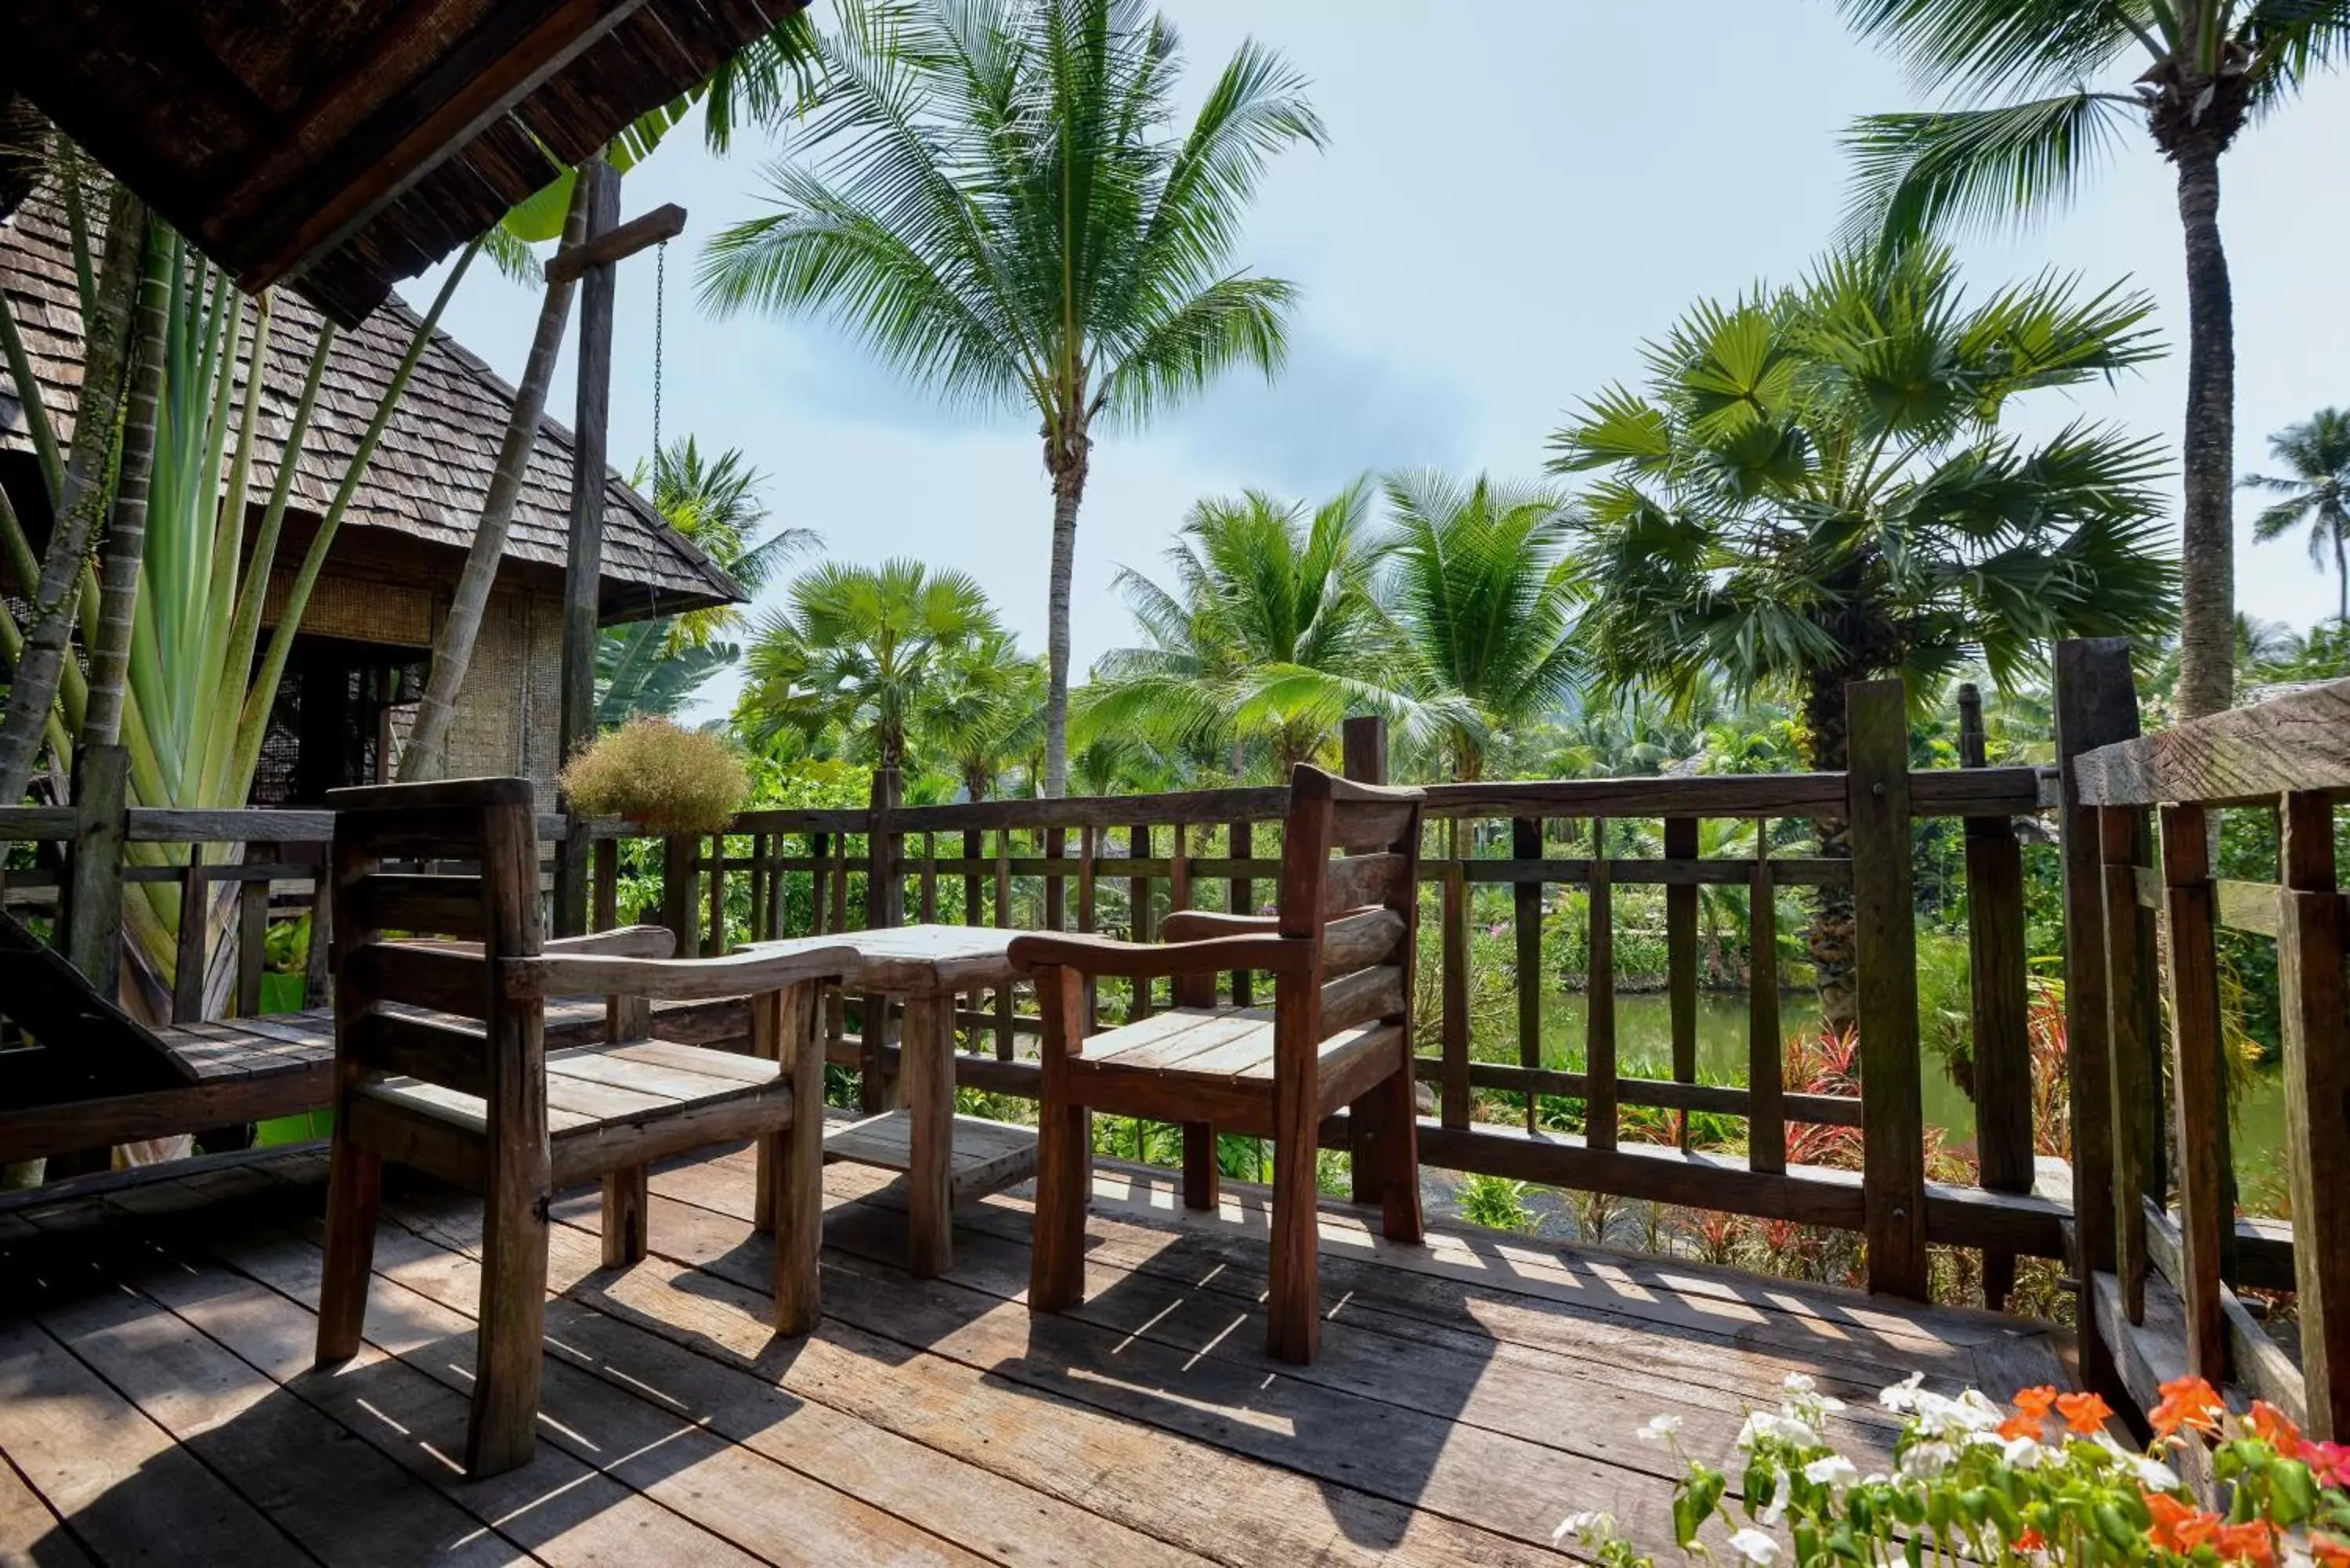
[1839,92,2139,254]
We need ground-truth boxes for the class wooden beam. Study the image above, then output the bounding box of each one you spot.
[2073,674,2350,807]
[553,157,620,939]
[543,204,686,286]
[238,0,654,294]
[1848,678,1929,1299]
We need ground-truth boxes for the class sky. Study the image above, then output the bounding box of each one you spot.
[406,2,2350,720]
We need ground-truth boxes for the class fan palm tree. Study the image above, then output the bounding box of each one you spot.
[2243,407,2350,623]
[699,0,1324,796]
[1378,471,1585,782]
[1080,482,1410,775]
[1549,245,2178,1027]
[736,558,1000,772]
[916,628,1043,800]
[1836,0,2350,719]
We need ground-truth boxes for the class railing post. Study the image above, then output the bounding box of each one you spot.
[173,842,208,1024]
[61,743,128,996]
[2159,802,2230,1383]
[2279,791,2350,1440]
[591,834,618,933]
[660,833,699,959]
[1958,683,2033,1310]
[237,842,272,1017]
[1341,715,1386,786]
[2052,638,2138,1393]
[1846,678,1928,1299]
[862,768,902,1112]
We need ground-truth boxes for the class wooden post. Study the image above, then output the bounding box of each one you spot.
[1958,683,2033,1310]
[553,157,623,938]
[1128,822,1154,1021]
[237,843,272,1017]
[2160,802,2229,1383]
[2279,791,2350,1440]
[860,769,901,1111]
[1341,716,1386,786]
[660,833,698,959]
[173,844,208,1024]
[1227,818,1254,1006]
[1846,678,1928,1299]
[1665,815,1698,1151]
[1746,820,1784,1175]
[591,835,618,933]
[2099,803,2159,1324]
[1585,816,1617,1151]
[2052,638,2138,1391]
[992,829,1014,1060]
[1440,861,1470,1129]
[62,742,128,995]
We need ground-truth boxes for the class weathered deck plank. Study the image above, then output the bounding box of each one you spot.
[0,1140,2076,1568]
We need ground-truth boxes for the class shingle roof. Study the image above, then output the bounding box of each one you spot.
[2,190,742,622]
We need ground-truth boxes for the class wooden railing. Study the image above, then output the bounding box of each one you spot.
[2060,640,2348,1439]
[598,680,2067,1303]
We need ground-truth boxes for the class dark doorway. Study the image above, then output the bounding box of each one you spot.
[249,636,425,806]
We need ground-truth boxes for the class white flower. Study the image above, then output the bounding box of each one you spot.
[1758,1466,1790,1527]
[1553,1510,1620,1547]
[2127,1453,2180,1491]
[1897,1440,1956,1480]
[1878,1371,1927,1412]
[2000,1434,2048,1470]
[1736,1411,1817,1451]
[1803,1454,1860,1489]
[1782,1372,1817,1396]
[1727,1526,1782,1566]
[1638,1414,1683,1444]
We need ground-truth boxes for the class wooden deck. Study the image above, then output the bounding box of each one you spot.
[0,1136,2071,1566]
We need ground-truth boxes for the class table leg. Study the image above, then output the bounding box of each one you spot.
[904,990,956,1277]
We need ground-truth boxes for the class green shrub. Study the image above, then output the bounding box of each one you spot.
[560,718,750,833]
[1455,1172,1538,1233]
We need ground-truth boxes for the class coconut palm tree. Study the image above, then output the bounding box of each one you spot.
[1549,244,2178,1026]
[1081,482,1410,775]
[1836,0,2350,719]
[737,558,1000,772]
[1378,471,1585,782]
[2243,408,2350,624]
[699,0,1323,796]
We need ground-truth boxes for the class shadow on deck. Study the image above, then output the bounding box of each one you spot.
[0,1139,2071,1566]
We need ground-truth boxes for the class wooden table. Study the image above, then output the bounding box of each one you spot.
[740,924,1037,1276]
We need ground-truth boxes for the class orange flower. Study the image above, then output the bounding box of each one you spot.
[2145,1493,2224,1554]
[2214,1521,2275,1566]
[1998,1413,2043,1441]
[2247,1400,2301,1453]
[2012,1385,2060,1418]
[2016,1529,2047,1552]
[2309,1534,2350,1568]
[2055,1390,2113,1434]
[2149,1375,2225,1439]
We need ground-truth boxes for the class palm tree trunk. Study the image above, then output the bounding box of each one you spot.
[1802,663,1860,1035]
[2336,526,2347,625]
[1041,439,1087,800]
[402,184,592,780]
[2172,132,2236,720]
[82,209,168,747]
[0,183,144,801]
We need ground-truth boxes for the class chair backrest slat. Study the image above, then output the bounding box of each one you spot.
[330,778,543,1100]
[1272,765,1426,1047]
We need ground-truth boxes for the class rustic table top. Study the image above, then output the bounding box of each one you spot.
[739,923,1022,996]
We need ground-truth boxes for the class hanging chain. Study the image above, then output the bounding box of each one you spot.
[652,237,667,463]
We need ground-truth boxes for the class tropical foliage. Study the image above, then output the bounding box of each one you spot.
[699,0,1324,796]
[559,716,751,833]
[2243,408,2350,624]
[1836,0,2350,719]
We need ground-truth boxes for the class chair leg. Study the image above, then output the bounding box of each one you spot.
[1029,1100,1090,1313]
[1180,1122,1219,1211]
[465,1179,549,1479]
[602,1165,648,1267]
[1265,1132,1321,1364]
[314,1135,380,1366]
[1376,1062,1423,1245]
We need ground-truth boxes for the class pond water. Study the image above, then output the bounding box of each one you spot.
[1506,991,2287,1197]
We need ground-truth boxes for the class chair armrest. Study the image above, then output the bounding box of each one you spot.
[502,944,857,1001]
[1159,911,1278,942]
[1008,930,1306,980]
[543,925,676,959]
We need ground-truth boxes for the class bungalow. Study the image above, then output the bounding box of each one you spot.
[0,192,741,805]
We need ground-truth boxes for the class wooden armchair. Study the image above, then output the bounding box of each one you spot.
[313,779,853,1477]
[1010,764,1426,1364]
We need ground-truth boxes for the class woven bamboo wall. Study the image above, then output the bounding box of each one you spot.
[441,587,562,806]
